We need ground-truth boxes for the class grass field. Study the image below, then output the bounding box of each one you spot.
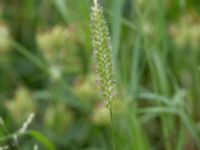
[0,0,200,149]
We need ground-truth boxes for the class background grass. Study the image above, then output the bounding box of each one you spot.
[0,0,200,149]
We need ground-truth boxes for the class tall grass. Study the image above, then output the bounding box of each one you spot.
[90,0,117,149]
[0,0,200,149]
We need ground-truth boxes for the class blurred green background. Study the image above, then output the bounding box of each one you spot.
[0,0,200,149]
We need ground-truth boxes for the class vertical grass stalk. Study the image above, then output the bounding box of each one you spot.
[90,0,116,149]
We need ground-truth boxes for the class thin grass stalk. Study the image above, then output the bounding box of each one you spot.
[90,0,117,149]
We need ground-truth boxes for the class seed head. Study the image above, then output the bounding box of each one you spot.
[90,0,116,106]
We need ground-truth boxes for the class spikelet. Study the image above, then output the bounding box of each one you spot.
[90,0,116,106]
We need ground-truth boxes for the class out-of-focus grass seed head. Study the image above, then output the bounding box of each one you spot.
[90,0,116,107]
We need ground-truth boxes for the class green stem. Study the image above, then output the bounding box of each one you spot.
[109,102,116,150]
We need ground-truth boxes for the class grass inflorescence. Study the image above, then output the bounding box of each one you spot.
[90,0,116,107]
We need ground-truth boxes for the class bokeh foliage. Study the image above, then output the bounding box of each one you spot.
[0,0,200,150]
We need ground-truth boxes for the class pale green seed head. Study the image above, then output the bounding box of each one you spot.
[90,0,116,106]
